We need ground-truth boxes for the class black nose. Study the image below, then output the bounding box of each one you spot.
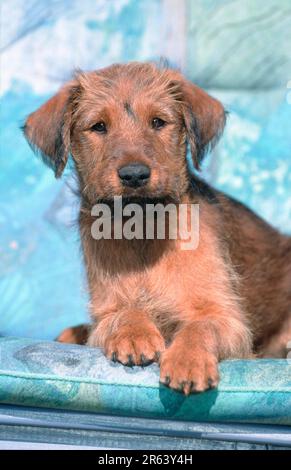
[118,163,151,188]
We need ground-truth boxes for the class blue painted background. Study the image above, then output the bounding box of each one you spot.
[0,0,290,340]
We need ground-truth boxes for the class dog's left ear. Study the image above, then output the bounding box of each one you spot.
[178,76,226,170]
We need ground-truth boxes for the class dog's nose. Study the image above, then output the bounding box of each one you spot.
[118,163,151,188]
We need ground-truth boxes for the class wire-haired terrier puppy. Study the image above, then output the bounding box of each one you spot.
[24,62,291,394]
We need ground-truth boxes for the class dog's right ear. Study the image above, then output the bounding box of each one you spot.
[165,69,226,170]
[23,81,77,177]
[180,79,226,170]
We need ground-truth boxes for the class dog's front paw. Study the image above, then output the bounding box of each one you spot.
[105,323,165,366]
[160,345,219,395]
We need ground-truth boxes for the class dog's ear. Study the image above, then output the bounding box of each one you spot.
[180,79,226,169]
[23,81,77,177]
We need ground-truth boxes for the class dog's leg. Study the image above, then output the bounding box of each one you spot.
[56,324,91,345]
[160,304,252,394]
[88,310,165,366]
[259,315,291,358]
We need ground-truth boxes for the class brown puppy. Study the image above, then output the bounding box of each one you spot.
[24,62,291,394]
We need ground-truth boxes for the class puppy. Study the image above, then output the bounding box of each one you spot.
[23,62,291,394]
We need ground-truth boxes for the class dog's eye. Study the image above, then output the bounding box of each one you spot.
[152,117,166,130]
[91,121,107,133]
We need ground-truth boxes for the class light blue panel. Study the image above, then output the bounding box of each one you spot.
[202,89,291,234]
[0,89,89,340]
[185,0,291,234]
[0,337,290,424]
[186,0,291,89]
[0,0,164,339]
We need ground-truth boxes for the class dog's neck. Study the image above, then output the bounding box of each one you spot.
[78,193,194,278]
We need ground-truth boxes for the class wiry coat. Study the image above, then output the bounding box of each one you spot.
[24,63,291,394]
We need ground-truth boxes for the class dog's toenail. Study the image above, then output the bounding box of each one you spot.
[163,375,171,386]
[127,354,134,367]
[155,351,161,362]
[191,381,198,392]
[140,354,150,366]
[179,381,187,392]
[208,378,216,388]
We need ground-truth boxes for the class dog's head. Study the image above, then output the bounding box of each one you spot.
[24,63,225,203]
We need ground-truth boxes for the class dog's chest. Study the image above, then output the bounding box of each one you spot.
[93,240,200,316]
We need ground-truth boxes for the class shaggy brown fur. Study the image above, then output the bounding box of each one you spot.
[24,62,291,394]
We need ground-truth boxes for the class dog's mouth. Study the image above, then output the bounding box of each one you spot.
[95,195,178,211]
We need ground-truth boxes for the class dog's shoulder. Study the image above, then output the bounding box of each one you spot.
[189,175,282,240]
[189,176,219,205]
